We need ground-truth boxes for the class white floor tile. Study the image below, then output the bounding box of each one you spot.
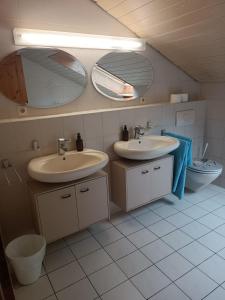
[154,205,178,218]
[208,184,224,192]
[64,230,91,245]
[147,200,166,210]
[212,206,225,219]
[44,248,75,272]
[131,265,171,299]
[148,220,176,237]
[116,219,143,236]
[215,223,225,237]
[175,268,218,300]
[129,206,149,217]
[70,236,101,259]
[150,283,190,300]
[140,239,174,263]
[183,205,208,219]
[127,228,158,248]
[135,211,162,227]
[210,194,225,206]
[199,231,225,252]
[162,230,193,250]
[48,261,85,292]
[88,220,113,234]
[198,254,225,284]
[156,252,193,281]
[78,248,113,275]
[196,188,218,199]
[15,276,53,300]
[181,221,210,239]
[46,239,67,255]
[117,250,152,278]
[204,287,225,300]
[178,241,213,266]
[198,213,225,229]
[197,199,223,212]
[89,263,126,295]
[170,200,193,211]
[56,278,97,300]
[184,192,206,204]
[104,237,136,260]
[110,213,133,226]
[218,247,225,259]
[94,227,123,246]
[101,280,145,300]
[166,212,193,228]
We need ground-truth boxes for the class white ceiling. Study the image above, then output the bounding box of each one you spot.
[94,0,225,82]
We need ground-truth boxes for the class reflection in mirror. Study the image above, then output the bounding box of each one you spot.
[0,48,87,108]
[92,52,154,101]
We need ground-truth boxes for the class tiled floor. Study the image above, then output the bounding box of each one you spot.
[14,184,225,300]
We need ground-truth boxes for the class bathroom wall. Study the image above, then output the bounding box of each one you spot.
[0,0,201,119]
[201,83,225,188]
[0,100,206,242]
[0,0,204,242]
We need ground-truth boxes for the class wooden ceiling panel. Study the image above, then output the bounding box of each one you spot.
[94,0,225,82]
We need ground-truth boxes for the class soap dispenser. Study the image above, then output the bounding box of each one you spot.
[76,133,83,151]
[122,125,129,141]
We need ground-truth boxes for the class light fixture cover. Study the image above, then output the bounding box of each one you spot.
[13,28,146,51]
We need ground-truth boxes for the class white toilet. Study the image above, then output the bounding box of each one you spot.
[186,160,223,192]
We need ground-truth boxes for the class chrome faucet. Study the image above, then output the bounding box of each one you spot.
[134,125,145,139]
[57,138,71,155]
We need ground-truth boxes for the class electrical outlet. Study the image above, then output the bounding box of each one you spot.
[17,105,28,116]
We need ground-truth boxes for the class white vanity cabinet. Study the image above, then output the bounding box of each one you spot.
[112,155,173,211]
[76,177,109,229]
[28,171,109,243]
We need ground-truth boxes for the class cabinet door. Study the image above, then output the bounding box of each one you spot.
[149,157,173,199]
[126,164,152,210]
[37,187,79,243]
[76,177,109,229]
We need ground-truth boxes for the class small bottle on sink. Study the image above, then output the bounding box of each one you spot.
[122,125,129,141]
[76,133,83,151]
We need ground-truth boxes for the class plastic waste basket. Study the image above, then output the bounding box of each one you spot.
[5,234,46,285]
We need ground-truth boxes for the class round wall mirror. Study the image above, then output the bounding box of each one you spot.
[92,52,154,101]
[0,48,87,108]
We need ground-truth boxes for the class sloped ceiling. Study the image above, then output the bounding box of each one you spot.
[94,0,225,82]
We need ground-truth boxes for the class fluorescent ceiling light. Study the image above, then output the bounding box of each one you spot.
[13,28,146,51]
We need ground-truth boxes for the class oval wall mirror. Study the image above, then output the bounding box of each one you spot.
[0,48,87,108]
[92,52,154,101]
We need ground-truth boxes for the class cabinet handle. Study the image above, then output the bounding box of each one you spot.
[154,166,161,170]
[80,187,89,193]
[61,194,71,199]
[141,170,149,174]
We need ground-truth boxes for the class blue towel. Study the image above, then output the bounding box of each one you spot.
[163,132,192,199]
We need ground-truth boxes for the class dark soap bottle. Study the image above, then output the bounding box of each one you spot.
[122,125,129,141]
[76,133,83,151]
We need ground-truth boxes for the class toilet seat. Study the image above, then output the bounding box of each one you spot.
[187,160,223,174]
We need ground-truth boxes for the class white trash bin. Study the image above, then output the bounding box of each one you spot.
[5,234,46,285]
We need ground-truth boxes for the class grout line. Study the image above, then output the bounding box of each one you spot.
[14,189,225,299]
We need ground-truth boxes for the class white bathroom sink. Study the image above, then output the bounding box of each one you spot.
[114,135,179,160]
[28,149,109,183]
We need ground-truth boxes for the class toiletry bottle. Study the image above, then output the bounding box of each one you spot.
[122,125,129,141]
[76,133,83,151]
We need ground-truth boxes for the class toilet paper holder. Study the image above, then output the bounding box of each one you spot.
[1,159,23,185]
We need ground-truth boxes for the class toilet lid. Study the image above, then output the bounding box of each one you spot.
[188,160,223,174]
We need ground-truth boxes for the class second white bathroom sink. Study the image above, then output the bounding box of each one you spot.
[114,135,179,160]
[28,149,109,183]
